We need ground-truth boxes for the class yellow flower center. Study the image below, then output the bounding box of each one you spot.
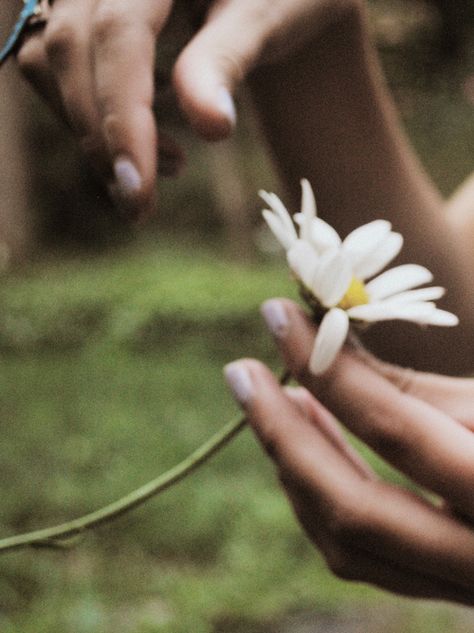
[338,277,369,310]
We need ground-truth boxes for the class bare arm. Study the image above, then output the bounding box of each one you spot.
[249,3,474,373]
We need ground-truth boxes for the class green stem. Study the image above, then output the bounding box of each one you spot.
[0,370,290,554]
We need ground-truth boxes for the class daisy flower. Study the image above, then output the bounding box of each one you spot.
[261,179,458,375]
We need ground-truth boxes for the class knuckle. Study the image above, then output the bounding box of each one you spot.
[17,39,44,76]
[379,363,417,395]
[92,5,129,45]
[216,50,248,85]
[44,21,77,65]
[325,495,369,544]
[361,407,408,461]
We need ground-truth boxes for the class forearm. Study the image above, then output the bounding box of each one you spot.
[249,3,474,373]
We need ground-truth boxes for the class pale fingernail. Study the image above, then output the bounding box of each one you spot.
[217,87,236,128]
[224,362,254,407]
[114,157,142,199]
[261,300,289,338]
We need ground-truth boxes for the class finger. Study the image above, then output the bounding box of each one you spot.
[289,484,474,605]
[261,299,474,516]
[173,0,278,140]
[335,482,474,592]
[16,32,67,121]
[354,344,474,430]
[224,359,474,592]
[285,386,376,480]
[43,0,109,173]
[91,0,173,220]
[317,542,474,605]
[224,358,369,495]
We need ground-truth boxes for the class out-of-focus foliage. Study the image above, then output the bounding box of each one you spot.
[0,242,294,354]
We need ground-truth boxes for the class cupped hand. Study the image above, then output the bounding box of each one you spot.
[15,0,360,220]
[224,298,474,604]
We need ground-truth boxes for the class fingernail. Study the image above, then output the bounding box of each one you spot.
[113,157,142,199]
[224,362,254,407]
[261,300,288,338]
[217,87,236,128]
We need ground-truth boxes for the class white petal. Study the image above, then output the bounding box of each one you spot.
[309,308,349,375]
[347,301,440,324]
[419,309,459,327]
[287,240,319,288]
[262,210,296,250]
[301,179,317,218]
[299,179,317,241]
[384,286,445,304]
[366,264,433,300]
[342,220,392,264]
[312,250,352,307]
[357,302,458,327]
[354,232,403,280]
[309,218,342,253]
[259,191,296,238]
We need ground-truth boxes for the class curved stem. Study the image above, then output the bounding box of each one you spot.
[0,370,291,554]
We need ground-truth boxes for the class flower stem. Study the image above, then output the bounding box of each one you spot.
[0,370,291,554]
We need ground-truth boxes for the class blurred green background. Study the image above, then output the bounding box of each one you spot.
[0,1,473,631]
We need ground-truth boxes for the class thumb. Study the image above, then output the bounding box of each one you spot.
[173,2,271,140]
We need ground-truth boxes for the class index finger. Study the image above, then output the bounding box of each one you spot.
[263,299,474,517]
[224,358,474,595]
[91,0,173,219]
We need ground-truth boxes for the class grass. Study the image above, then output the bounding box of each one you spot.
[0,243,473,632]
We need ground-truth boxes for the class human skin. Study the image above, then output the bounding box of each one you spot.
[14,0,357,216]
[14,0,474,371]
[224,298,474,605]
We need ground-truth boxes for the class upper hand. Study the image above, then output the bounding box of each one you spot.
[15,0,360,221]
[224,298,474,604]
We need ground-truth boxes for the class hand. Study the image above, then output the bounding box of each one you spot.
[224,298,474,604]
[15,0,361,220]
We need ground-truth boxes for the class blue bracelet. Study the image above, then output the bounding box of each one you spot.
[0,0,44,68]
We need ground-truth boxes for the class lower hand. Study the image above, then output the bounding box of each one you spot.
[224,298,474,604]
